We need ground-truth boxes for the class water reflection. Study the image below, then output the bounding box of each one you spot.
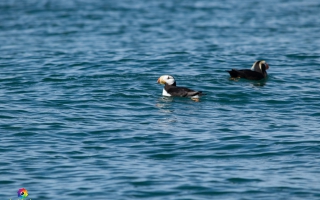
[156,97,178,123]
[156,97,174,113]
[251,80,267,87]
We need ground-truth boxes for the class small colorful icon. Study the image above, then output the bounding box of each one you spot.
[17,188,28,199]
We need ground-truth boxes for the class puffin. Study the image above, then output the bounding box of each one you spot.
[157,75,205,99]
[227,60,269,80]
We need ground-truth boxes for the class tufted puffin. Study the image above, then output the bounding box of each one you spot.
[157,75,205,99]
[227,60,269,80]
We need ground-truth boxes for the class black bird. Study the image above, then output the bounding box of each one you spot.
[157,75,204,100]
[227,60,269,80]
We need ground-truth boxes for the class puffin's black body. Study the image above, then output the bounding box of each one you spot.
[228,69,266,80]
[164,83,203,97]
[227,60,269,80]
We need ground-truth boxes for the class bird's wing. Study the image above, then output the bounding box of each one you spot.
[167,86,202,97]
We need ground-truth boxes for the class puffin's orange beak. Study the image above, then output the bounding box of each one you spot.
[266,63,270,70]
[157,77,165,84]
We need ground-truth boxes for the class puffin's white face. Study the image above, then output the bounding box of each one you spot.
[251,60,269,73]
[157,75,176,85]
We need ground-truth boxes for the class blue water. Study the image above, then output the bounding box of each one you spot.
[1,0,320,199]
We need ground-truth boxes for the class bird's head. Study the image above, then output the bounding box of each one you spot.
[251,60,269,73]
[157,75,176,86]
